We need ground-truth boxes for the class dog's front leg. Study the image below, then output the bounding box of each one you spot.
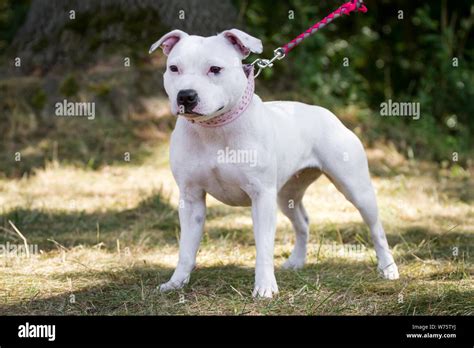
[159,188,206,292]
[251,187,278,298]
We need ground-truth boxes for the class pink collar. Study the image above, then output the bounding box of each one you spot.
[187,65,255,128]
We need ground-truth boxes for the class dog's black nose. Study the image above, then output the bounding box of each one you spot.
[177,89,198,111]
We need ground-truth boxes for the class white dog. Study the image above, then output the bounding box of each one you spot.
[149,28,399,298]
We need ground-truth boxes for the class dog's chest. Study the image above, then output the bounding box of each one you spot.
[201,161,253,206]
[171,131,260,206]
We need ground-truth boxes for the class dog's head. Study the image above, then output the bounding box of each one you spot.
[149,29,262,120]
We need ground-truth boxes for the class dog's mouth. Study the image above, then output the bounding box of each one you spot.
[179,105,225,119]
[182,111,204,117]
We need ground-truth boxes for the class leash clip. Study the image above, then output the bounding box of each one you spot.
[355,0,364,9]
[251,47,286,78]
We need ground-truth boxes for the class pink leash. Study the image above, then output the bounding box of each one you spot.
[252,0,368,77]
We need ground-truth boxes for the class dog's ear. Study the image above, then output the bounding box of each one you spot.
[220,29,263,58]
[149,30,188,55]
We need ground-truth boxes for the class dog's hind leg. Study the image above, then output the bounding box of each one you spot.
[278,168,321,269]
[321,139,399,280]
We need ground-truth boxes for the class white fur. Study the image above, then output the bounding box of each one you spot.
[152,29,399,298]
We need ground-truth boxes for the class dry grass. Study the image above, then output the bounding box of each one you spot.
[0,142,473,315]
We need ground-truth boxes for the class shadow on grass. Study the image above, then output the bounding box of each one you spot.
[0,263,176,315]
[0,260,381,315]
[2,258,471,315]
[394,288,474,315]
[0,192,180,250]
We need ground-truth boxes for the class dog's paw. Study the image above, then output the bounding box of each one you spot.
[378,262,399,280]
[253,275,279,298]
[159,275,190,292]
[281,255,305,270]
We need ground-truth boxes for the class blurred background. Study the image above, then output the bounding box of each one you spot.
[0,0,473,177]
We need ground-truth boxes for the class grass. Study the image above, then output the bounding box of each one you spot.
[0,136,473,316]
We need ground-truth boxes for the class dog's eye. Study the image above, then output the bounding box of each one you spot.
[209,66,222,74]
[169,65,179,72]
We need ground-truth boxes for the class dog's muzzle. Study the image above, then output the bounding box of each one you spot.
[177,89,199,113]
[186,65,255,127]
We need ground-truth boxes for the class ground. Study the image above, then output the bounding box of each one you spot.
[0,138,473,315]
